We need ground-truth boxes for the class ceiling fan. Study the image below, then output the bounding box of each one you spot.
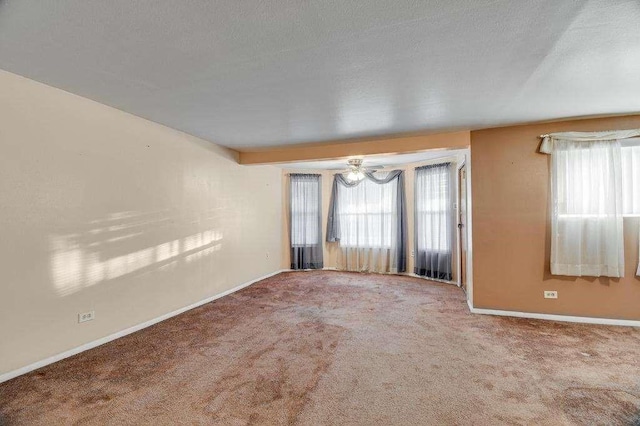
[330,159,384,182]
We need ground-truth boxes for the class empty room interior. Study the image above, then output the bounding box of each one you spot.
[1,1,640,425]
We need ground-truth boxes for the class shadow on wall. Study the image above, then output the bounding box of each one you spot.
[49,209,224,297]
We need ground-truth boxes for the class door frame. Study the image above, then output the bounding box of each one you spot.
[456,151,474,308]
[456,162,463,288]
[408,148,474,308]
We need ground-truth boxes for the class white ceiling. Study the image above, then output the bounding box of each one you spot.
[279,148,467,170]
[1,1,639,149]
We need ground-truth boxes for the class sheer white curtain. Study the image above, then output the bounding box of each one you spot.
[414,163,454,280]
[289,174,323,269]
[622,142,640,275]
[621,142,640,216]
[335,172,401,273]
[550,139,624,277]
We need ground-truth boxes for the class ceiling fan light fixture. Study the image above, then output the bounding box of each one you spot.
[344,158,367,182]
[346,169,365,182]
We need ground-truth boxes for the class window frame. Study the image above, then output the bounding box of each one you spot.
[621,139,640,217]
[289,175,322,247]
[555,138,640,219]
[335,175,398,249]
[414,163,454,253]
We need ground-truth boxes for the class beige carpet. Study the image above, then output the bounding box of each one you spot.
[1,271,639,425]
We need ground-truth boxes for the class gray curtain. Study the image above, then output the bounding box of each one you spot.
[414,163,453,280]
[289,174,323,270]
[326,170,407,272]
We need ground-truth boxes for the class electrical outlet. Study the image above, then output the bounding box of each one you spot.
[411,250,415,257]
[78,311,95,323]
[544,291,558,299]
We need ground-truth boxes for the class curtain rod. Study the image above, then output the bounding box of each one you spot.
[539,130,640,140]
[285,172,322,176]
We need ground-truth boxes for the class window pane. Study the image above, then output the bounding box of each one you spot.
[556,144,619,217]
[290,175,321,246]
[415,164,452,252]
[337,174,397,248]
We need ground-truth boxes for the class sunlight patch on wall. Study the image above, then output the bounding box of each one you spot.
[49,228,223,297]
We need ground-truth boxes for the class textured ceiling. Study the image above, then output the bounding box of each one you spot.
[1,0,639,149]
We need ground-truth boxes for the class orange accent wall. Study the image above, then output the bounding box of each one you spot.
[470,115,640,320]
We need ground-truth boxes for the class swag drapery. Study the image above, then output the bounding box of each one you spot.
[289,174,323,270]
[540,129,640,277]
[326,171,407,273]
[414,163,454,280]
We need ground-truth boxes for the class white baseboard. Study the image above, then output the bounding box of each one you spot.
[404,272,458,286]
[281,271,639,328]
[469,303,640,328]
[0,269,287,384]
[281,267,337,272]
[288,268,455,285]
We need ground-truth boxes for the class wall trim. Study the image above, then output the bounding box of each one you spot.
[469,304,640,328]
[288,268,459,287]
[239,131,470,164]
[0,269,287,384]
[279,268,337,271]
[404,272,458,285]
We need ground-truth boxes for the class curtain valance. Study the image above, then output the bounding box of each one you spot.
[539,129,640,154]
[327,171,406,243]
[326,170,407,273]
[333,170,403,187]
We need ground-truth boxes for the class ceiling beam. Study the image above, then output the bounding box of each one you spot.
[238,131,470,165]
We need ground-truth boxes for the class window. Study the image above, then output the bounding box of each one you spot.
[621,140,640,216]
[556,139,640,219]
[555,142,618,219]
[415,163,452,252]
[414,163,454,280]
[550,139,624,277]
[621,139,640,277]
[289,174,323,270]
[290,174,321,246]
[336,175,397,248]
[326,170,407,274]
[543,131,640,278]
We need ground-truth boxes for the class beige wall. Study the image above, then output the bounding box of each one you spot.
[0,71,282,375]
[471,115,640,320]
[281,154,466,278]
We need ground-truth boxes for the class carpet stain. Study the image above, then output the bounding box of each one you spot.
[0,271,639,425]
[561,388,640,425]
